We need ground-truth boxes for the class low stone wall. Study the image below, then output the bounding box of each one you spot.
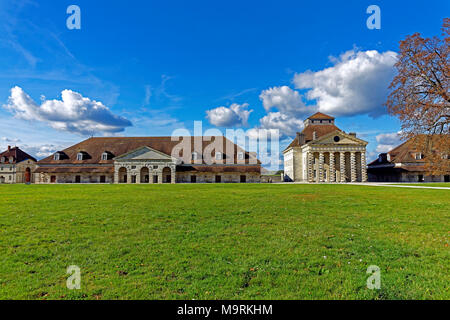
[176,172,260,183]
[261,175,282,183]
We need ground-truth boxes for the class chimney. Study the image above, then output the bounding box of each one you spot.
[297,132,305,145]
[313,131,317,140]
[8,145,11,152]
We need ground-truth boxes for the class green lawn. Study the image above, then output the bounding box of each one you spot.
[0,184,448,300]
[389,183,450,188]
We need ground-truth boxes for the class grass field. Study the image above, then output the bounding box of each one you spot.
[0,184,448,300]
[389,183,450,188]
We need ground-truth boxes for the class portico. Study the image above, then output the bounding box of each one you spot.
[283,112,368,183]
[114,146,177,184]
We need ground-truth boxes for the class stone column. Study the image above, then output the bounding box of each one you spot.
[158,171,163,184]
[171,167,176,184]
[136,169,141,184]
[329,152,335,182]
[340,152,346,183]
[148,168,154,184]
[350,152,357,182]
[361,152,368,182]
[307,152,314,183]
[127,167,132,184]
[114,167,119,184]
[318,152,324,182]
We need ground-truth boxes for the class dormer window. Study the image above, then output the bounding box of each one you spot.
[101,152,112,161]
[415,153,423,160]
[192,152,198,161]
[215,152,222,160]
[77,152,89,161]
[238,152,244,160]
[54,153,61,161]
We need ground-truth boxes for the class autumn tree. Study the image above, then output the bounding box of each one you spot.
[386,18,449,175]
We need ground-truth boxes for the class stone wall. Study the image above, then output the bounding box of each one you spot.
[176,172,260,183]
[35,173,114,184]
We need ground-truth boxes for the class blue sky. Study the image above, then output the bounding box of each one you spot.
[0,0,448,167]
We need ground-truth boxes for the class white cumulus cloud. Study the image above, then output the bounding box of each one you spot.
[259,112,304,137]
[259,86,312,117]
[3,86,132,135]
[375,132,403,153]
[206,103,253,127]
[294,49,397,117]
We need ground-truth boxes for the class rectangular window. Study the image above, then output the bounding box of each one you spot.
[191,175,197,183]
[75,176,81,183]
[50,176,56,183]
[215,175,221,183]
[238,152,244,160]
[240,175,246,183]
[100,176,106,183]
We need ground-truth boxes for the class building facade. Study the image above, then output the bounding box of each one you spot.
[0,146,37,184]
[35,137,261,184]
[283,113,368,183]
[368,137,450,183]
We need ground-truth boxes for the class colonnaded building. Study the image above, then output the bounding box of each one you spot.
[283,112,368,183]
[35,137,261,184]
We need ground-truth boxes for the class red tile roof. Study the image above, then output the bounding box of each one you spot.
[38,137,260,167]
[0,147,37,164]
[285,124,342,150]
[308,112,335,120]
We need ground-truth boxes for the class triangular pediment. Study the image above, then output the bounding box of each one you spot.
[115,146,173,161]
[309,130,368,146]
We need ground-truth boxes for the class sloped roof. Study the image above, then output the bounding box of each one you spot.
[368,135,449,167]
[308,112,335,120]
[38,137,259,165]
[0,147,37,164]
[285,124,342,150]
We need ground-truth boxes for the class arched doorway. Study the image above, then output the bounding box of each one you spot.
[25,168,31,183]
[140,167,150,183]
[118,167,127,183]
[162,167,172,183]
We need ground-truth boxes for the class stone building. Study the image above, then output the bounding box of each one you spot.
[368,137,450,182]
[35,137,261,184]
[283,112,368,183]
[0,146,37,184]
